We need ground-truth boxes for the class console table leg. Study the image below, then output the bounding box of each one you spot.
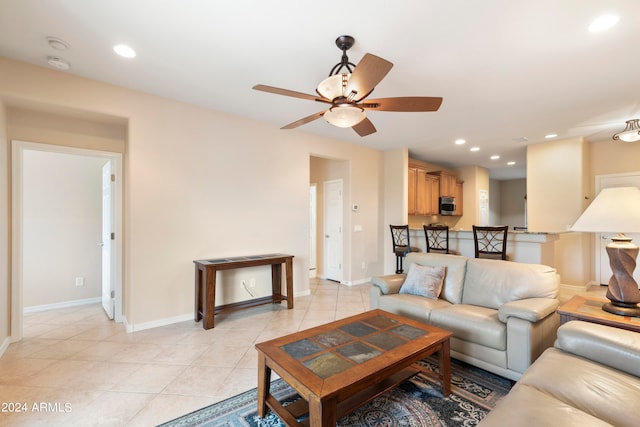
[203,267,216,330]
[285,258,294,309]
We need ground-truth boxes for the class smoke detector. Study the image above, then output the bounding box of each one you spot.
[47,36,69,51]
[46,56,70,70]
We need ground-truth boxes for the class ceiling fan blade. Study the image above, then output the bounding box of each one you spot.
[253,84,330,103]
[345,53,393,102]
[352,117,377,137]
[362,97,443,112]
[281,111,326,129]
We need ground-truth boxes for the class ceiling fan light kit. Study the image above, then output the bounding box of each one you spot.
[324,105,366,128]
[252,35,442,136]
[613,119,640,142]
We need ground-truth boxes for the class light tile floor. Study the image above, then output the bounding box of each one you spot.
[0,278,607,426]
[0,279,370,426]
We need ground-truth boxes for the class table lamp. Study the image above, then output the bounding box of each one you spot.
[570,186,640,317]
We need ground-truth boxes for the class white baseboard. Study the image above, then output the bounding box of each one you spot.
[124,313,194,333]
[0,336,10,358]
[23,297,102,314]
[560,281,596,293]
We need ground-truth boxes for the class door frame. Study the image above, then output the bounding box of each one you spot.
[10,140,124,341]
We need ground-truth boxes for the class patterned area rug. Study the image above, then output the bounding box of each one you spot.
[159,358,512,427]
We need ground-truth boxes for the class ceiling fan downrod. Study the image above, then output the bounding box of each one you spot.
[328,35,356,76]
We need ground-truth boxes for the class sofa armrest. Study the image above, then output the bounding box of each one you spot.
[555,320,640,378]
[371,274,406,295]
[499,298,559,323]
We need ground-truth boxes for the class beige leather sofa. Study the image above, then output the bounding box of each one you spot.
[370,253,560,380]
[480,320,640,427]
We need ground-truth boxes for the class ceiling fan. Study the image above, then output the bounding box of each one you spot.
[253,35,443,137]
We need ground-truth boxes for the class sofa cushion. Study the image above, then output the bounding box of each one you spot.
[376,293,452,323]
[461,258,558,309]
[430,304,506,350]
[515,347,640,427]
[555,321,640,378]
[404,253,467,304]
[399,263,445,299]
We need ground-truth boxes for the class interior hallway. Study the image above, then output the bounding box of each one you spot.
[0,278,606,426]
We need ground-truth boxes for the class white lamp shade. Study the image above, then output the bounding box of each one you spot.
[570,186,640,233]
[323,106,366,128]
[317,74,350,100]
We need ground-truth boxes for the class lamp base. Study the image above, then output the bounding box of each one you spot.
[602,301,640,317]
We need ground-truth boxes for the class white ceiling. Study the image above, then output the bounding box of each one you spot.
[1,0,639,180]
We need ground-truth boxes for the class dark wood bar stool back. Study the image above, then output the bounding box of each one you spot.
[389,224,420,274]
[472,225,509,260]
[423,225,451,254]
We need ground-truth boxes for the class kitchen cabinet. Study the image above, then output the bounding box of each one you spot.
[409,165,440,216]
[428,171,457,197]
[454,180,464,216]
[408,167,417,215]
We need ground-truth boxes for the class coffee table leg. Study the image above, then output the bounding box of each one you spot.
[439,339,451,397]
[257,352,271,418]
[308,395,337,427]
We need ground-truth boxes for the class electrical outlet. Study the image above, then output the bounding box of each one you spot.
[361,262,366,270]
[250,278,256,288]
[75,277,84,287]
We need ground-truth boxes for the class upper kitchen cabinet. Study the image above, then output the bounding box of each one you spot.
[409,164,439,215]
[428,171,458,198]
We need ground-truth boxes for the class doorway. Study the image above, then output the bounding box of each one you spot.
[323,179,343,282]
[11,140,123,341]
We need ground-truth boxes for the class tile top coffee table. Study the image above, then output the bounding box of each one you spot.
[558,295,640,333]
[255,309,452,426]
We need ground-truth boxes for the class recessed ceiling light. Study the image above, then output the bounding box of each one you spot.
[589,14,619,32]
[545,133,558,139]
[490,155,500,160]
[470,147,480,152]
[512,137,529,143]
[113,44,136,58]
[455,139,466,145]
[507,161,516,166]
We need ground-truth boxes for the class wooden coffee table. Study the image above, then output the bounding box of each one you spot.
[255,309,452,426]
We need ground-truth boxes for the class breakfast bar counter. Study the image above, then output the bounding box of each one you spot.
[410,229,560,265]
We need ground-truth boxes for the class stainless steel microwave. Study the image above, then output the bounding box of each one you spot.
[439,197,456,215]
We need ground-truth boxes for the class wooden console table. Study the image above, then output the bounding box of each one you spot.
[558,295,640,333]
[194,254,294,330]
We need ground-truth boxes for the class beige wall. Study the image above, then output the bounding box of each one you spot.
[528,137,590,286]
[498,178,527,229]
[0,57,384,333]
[0,99,8,350]
[383,149,408,274]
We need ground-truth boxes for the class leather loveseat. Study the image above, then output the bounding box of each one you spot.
[480,320,640,427]
[370,252,560,380]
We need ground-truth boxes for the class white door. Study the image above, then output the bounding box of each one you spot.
[323,179,343,282]
[596,173,640,286]
[101,161,115,319]
[309,184,317,278]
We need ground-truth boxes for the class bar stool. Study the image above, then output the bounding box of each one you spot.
[423,225,451,254]
[472,225,509,260]
[390,224,420,274]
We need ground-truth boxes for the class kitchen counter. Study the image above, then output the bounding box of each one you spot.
[410,228,560,265]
